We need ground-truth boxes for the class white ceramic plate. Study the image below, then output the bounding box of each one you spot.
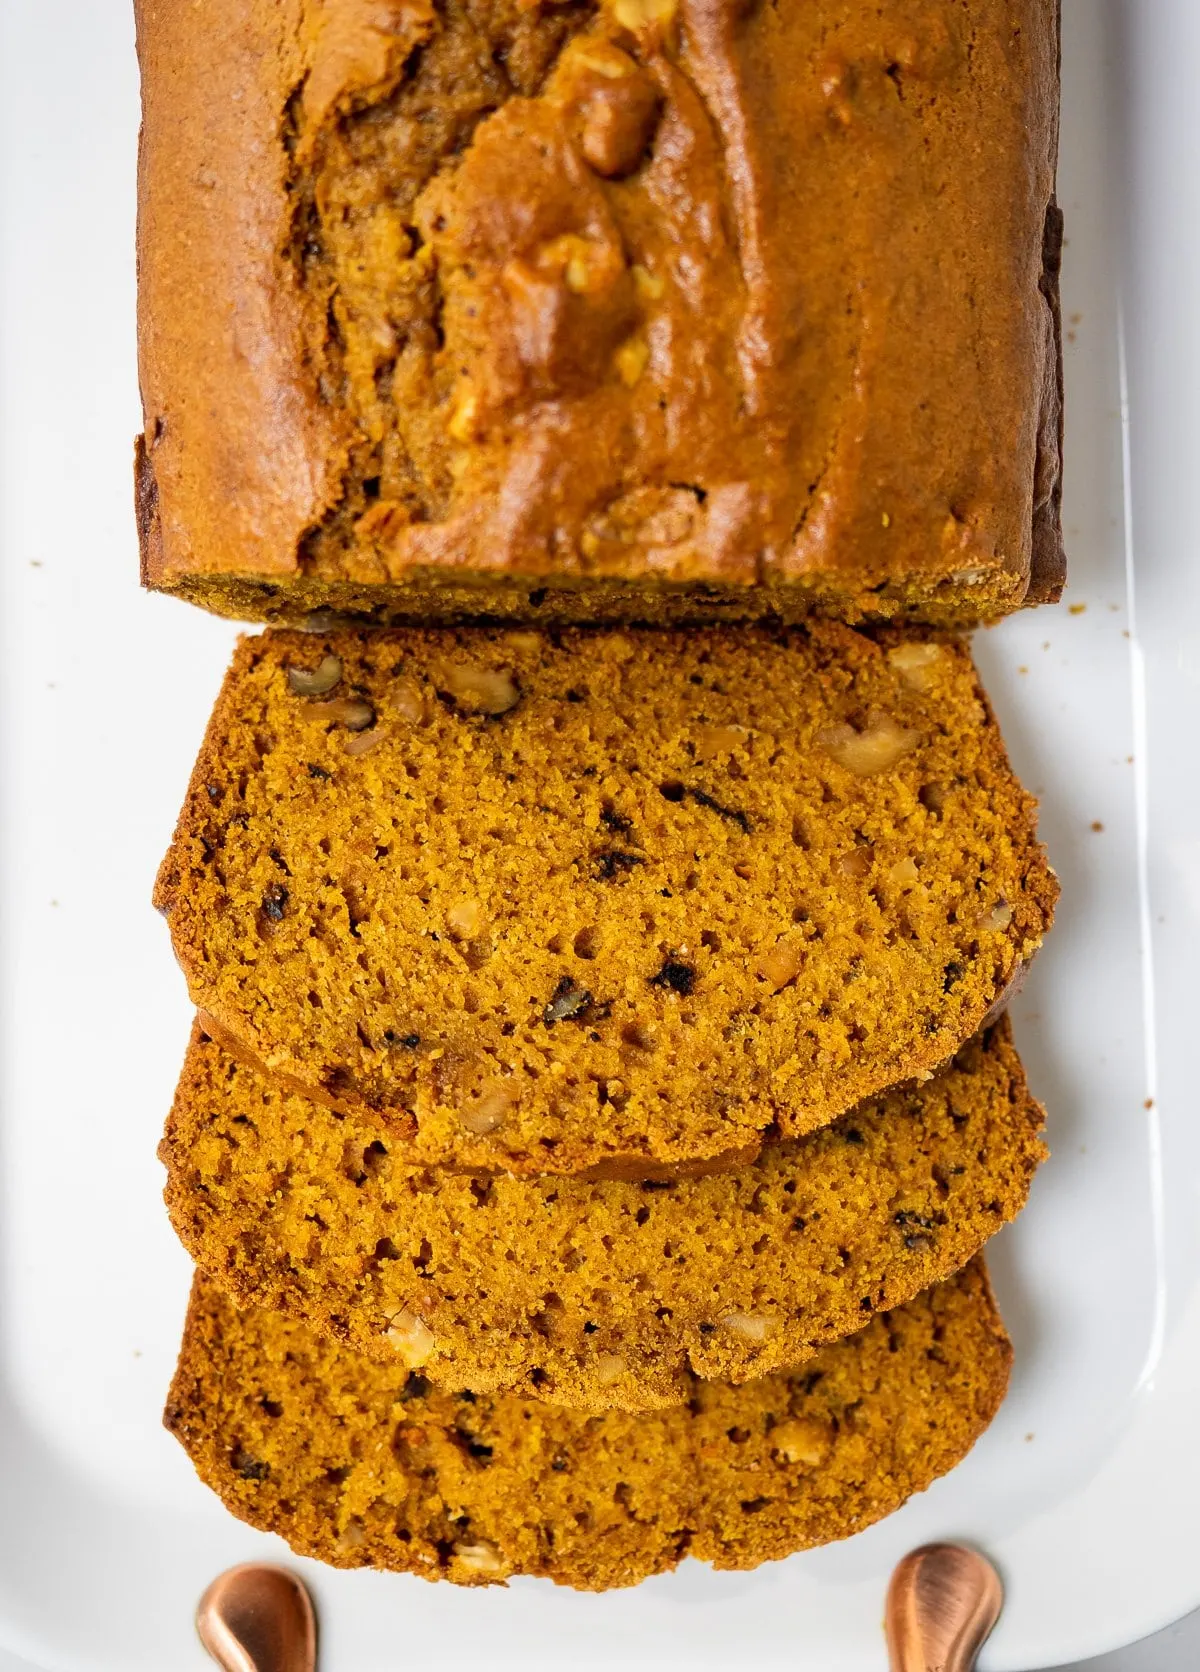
[2,2,1198,1666]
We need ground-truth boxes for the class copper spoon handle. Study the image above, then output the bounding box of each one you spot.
[885,1543,1003,1672]
[197,1564,317,1672]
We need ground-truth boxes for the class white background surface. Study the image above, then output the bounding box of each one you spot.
[2,0,1200,1667]
[0,1615,1195,1672]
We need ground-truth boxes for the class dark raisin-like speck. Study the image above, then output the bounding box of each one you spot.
[233,1451,269,1482]
[650,959,696,996]
[543,976,593,1026]
[658,782,750,832]
[595,850,644,881]
[261,883,289,922]
[690,787,751,833]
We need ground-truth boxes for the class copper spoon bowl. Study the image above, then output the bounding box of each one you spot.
[197,1564,317,1672]
[194,1542,997,1671]
[886,1543,1003,1672]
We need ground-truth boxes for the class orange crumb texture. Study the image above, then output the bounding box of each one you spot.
[162,1019,1044,1411]
[165,1260,1011,1590]
[154,623,1058,1177]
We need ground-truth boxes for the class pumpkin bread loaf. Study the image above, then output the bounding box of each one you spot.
[135,0,1063,630]
[165,1259,1010,1589]
[154,624,1057,1177]
[162,1018,1043,1410]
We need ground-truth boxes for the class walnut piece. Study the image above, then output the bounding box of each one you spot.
[694,724,748,761]
[614,336,649,387]
[717,1312,777,1345]
[343,726,383,757]
[287,653,343,698]
[313,695,377,732]
[435,662,521,716]
[595,1353,627,1385]
[834,846,873,880]
[610,0,677,30]
[390,675,428,725]
[632,264,665,301]
[447,390,478,442]
[887,856,920,888]
[454,1541,508,1577]
[460,1084,515,1135]
[887,641,945,692]
[384,1308,436,1368]
[447,898,486,940]
[504,631,544,654]
[977,901,1013,931]
[566,43,661,177]
[537,232,626,299]
[771,1418,833,1467]
[818,713,922,776]
[757,938,804,992]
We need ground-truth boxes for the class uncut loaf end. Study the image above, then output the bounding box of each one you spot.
[135,0,1063,630]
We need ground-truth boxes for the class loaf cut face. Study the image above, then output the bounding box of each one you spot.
[154,624,1057,1175]
[162,1019,1044,1410]
[135,0,1063,628]
[165,1260,1011,1589]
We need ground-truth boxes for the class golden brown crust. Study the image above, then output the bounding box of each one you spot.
[134,0,327,585]
[135,0,1063,628]
[154,624,1058,1176]
[133,433,161,591]
[165,1260,1011,1589]
[1028,198,1067,606]
[161,1018,1044,1409]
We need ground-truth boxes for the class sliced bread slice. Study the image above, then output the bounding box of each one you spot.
[165,1259,1010,1591]
[155,623,1056,1175]
[162,1018,1044,1410]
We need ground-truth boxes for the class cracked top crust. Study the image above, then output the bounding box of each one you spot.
[135,0,1063,629]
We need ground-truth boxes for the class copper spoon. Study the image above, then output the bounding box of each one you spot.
[885,1543,1003,1672]
[197,1564,317,1672]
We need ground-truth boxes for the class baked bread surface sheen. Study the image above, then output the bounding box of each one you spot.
[134,0,1063,628]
